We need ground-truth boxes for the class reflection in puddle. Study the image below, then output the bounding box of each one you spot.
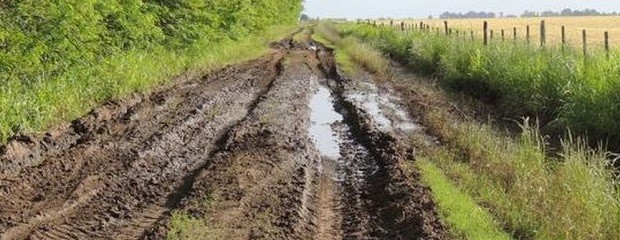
[309,86,343,159]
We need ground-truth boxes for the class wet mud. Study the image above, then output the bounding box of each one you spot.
[0,37,447,239]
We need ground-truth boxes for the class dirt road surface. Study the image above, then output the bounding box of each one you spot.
[0,36,447,239]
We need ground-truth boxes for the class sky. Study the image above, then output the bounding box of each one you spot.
[303,0,620,19]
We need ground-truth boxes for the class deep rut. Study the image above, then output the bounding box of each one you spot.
[0,37,447,239]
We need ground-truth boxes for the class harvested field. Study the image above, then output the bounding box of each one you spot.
[0,34,447,239]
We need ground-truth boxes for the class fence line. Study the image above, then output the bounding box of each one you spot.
[367,20,613,58]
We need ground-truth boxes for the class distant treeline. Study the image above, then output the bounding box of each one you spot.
[439,11,502,19]
[521,8,620,17]
[439,8,619,19]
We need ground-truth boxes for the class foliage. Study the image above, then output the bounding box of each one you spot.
[0,0,302,141]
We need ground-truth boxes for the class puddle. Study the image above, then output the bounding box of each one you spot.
[309,86,344,159]
[347,82,421,133]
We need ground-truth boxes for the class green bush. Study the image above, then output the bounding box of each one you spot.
[0,0,302,141]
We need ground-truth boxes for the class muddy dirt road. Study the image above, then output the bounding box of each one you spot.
[0,37,447,239]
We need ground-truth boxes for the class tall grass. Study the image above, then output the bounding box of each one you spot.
[340,23,620,150]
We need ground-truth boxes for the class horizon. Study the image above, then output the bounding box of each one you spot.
[303,0,620,19]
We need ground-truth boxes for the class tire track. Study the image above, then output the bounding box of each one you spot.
[0,51,285,239]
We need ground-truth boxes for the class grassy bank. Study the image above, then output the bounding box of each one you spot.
[317,22,620,239]
[339,23,620,150]
[0,0,303,142]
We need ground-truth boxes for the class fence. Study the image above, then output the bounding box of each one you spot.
[363,20,613,59]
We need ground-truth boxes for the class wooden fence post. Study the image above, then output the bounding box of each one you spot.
[401,22,405,31]
[444,21,449,35]
[540,20,546,48]
[526,25,530,45]
[582,29,587,57]
[561,26,566,48]
[605,31,610,59]
[513,27,517,41]
[420,21,424,30]
[490,30,494,41]
[483,21,488,45]
[501,29,505,41]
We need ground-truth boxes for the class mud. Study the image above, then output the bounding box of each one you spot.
[0,36,447,239]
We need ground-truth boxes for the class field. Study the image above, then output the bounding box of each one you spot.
[388,16,620,50]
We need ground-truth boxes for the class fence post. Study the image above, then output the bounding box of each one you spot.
[401,22,405,31]
[501,29,505,41]
[444,21,449,35]
[420,21,424,30]
[526,25,530,45]
[490,30,494,41]
[513,27,517,41]
[560,26,565,52]
[471,30,475,41]
[540,20,546,48]
[582,29,587,57]
[483,21,488,45]
[390,20,393,27]
[605,31,610,59]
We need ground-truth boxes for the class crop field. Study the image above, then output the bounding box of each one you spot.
[386,16,620,49]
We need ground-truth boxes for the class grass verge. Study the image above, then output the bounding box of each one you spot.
[411,158,511,240]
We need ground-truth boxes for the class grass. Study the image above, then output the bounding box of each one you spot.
[340,23,620,151]
[388,16,620,49]
[315,23,389,77]
[413,158,511,240]
[0,24,297,142]
[322,22,620,240]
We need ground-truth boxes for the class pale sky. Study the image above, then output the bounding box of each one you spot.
[303,0,620,19]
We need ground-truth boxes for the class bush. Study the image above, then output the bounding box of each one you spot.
[0,0,303,141]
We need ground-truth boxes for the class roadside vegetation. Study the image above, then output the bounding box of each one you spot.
[341,23,620,151]
[0,0,303,142]
[317,22,620,239]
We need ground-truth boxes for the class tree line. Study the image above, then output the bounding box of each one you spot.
[439,8,619,19]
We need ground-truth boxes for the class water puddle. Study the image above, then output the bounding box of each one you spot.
[347,82,421,133]
[309,86,344,159]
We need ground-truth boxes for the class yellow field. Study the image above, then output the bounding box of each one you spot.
[383,16,620,50]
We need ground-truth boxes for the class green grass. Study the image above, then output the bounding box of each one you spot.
[339,23,620,150]
[322,22,620,240]
[0,24,297,142]
[314,23,389,77]
[413,158,511,240]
